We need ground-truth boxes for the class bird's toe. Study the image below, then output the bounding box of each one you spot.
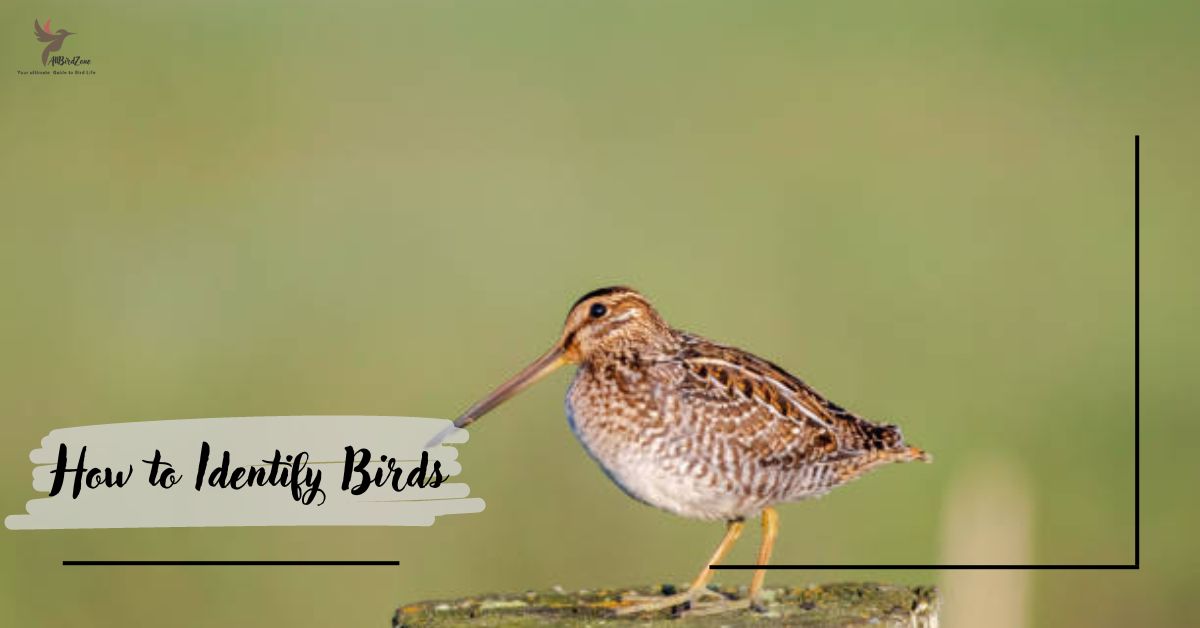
[678,597,753,618]
[613,586,730,617]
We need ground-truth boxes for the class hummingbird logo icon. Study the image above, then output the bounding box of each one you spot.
[33,19,75,66]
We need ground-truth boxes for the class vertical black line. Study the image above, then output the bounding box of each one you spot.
[710,135,1142,571]
[1133,135,1140,568]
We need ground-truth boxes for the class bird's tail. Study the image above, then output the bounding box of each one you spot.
[894,445,932,463]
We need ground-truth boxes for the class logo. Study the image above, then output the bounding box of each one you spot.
[34,19,76,66]
[21,18,94,75]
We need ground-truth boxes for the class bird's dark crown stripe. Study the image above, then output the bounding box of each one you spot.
[571,286,636,309]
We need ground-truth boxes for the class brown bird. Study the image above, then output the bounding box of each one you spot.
[34,19,74,67]
[443,286,929,616]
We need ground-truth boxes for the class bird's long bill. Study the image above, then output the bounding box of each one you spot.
[453,345,569,430]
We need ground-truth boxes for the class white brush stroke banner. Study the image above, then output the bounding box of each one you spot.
[5,416,485,529]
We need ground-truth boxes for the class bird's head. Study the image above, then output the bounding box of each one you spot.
[557,286,670,361]
[57,29,73,36]
[441,286,669,436]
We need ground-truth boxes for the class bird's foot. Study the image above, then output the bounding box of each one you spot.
[678,596,758,618]
[613,585,728,616]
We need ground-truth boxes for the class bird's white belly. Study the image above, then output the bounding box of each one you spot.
[604,457,752,520]
[565,401,760,521]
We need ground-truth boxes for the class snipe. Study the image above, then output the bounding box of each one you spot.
[438,286,929,616]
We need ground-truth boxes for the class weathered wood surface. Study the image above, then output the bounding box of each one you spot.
[394,583,939,627]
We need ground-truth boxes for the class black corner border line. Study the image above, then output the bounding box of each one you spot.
[714,134,1141,572]
[63,137,1141,571]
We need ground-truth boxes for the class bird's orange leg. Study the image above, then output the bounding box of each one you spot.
[748,506,779,608]
[690,517,744,591]
[614,519,744,616]
[684,507,779,617]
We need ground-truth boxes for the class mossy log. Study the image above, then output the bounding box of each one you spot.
[393,582,938,627]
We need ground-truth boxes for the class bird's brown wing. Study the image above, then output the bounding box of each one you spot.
[34,20,55,42]
[669,332,919,468]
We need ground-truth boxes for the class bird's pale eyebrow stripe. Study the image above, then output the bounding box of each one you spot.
[593,309,638,337]
[610,309,638,323]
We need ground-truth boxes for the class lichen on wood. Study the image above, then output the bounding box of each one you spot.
[394,582,938,627]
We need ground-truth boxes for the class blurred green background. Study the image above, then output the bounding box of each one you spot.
[2,1,1195,626]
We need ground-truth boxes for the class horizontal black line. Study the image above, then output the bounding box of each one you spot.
[62,560,398,566]
[711,564,1139,570]
[51,137,1142,575]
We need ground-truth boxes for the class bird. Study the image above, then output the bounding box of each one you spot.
[439,286,929,616]
[34,19,75,67]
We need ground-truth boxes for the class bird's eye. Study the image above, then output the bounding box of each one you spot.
[589,303,608,318]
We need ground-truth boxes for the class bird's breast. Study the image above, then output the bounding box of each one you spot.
[563,361,772,520]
